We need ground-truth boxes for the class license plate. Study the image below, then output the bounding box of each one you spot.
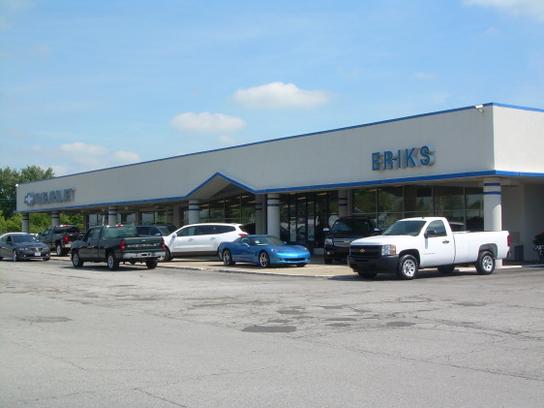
[34,251,40,257]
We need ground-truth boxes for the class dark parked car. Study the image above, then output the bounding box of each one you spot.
[71,225,165,271]
[323,216,380,264]
[0,232,50,262]
[38,225,82,256]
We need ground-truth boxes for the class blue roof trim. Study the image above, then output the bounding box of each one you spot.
[490,102,544,113]
[19,101,543,187]
[18,169,544,213]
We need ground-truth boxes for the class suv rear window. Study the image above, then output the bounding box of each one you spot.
[214,225,235,234]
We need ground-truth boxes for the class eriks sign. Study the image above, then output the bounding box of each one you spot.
[24,188,75,207]
[372,145,434,171]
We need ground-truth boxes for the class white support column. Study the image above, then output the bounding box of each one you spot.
[107,207,117,226]
[267,193,280,238]
[21,213,29,233]
[338,189,348,217]
[51,211,60,227]
[483,178,503,268]
[187,200,200,225]
[255,194,266,234]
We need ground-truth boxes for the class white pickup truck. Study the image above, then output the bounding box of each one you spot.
[348,217,511,280]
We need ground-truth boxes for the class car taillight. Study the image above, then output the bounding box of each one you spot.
[507,234,512,247]
[119,239,126,252]
[63,234,69,244]
[239,233,248,238]
[160,238,165,249]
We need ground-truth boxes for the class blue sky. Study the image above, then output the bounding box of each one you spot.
[1,0,543,175]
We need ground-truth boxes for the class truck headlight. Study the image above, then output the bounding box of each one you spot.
[324,238,333,246]
[381,244,397,256]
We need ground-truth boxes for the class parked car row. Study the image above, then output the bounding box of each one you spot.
[1,217,515,279]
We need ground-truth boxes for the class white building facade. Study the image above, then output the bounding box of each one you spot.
[17,103,544,260]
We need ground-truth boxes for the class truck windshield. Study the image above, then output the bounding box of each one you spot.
[103,225,138,239]
[383,220,426,236]
[331,218,373,234]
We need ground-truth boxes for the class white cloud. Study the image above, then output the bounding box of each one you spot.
[60,142,108,155]
[464,0,544,22]
[113,150,140,163]
[233,82,330,109]
[170,112,246,133]
[54,142,140,173]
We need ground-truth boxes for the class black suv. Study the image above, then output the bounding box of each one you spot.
[323,216,379,264]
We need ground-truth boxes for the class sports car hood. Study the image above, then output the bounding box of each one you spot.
[272,245,308,253]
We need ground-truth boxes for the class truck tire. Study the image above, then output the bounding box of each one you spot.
[476,251,495,275]
[163,248,172,262]
[146,259,158,269]
[397,254,418,280]
[71,251,84,268]
[438,265,455,274]
[107,253,120,271]
[55,242,63,257]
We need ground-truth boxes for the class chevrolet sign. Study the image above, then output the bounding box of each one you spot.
[24,189,75,207]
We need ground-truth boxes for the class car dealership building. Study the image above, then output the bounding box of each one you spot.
[16,103,544,260]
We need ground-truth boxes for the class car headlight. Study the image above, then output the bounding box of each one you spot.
[381,244,397,256]
[324,238,333,246]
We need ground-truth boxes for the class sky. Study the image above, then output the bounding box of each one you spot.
[1,0,543,176]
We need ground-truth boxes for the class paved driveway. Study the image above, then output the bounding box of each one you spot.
[1,259,544,407]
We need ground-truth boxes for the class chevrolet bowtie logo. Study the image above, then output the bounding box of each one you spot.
[24,193,35,206]
[359,248,366,253]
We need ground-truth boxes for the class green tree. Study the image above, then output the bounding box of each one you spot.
[0,165,54,218]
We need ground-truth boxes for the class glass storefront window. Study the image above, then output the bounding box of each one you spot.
[353,189,377,214]
[404,186,432,217]
[240,195,255,225]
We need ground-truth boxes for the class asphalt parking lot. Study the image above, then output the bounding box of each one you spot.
[1,259,544,407]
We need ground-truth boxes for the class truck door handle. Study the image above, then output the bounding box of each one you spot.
[442,240,450,244]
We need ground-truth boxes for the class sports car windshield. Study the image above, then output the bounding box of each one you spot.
[383,220,426,236]
[249,236,284,246]
[11,234,39,243]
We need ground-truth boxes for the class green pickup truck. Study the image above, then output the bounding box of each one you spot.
[71,225,165,270]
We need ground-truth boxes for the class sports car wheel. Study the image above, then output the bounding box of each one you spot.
[258,251,270,268]
[222,249,235,266]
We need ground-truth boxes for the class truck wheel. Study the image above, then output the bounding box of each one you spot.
[476,251,495,275]
[107,253,120,271]
[55,243,63,256]
[12,250,18,262]
[357,270,377,279]
[146,259,158,269]
[324,257,333,265]
[71,251,84,268]
[163,248,172,262]
[397,254,418,280]
[438,265,455,274]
